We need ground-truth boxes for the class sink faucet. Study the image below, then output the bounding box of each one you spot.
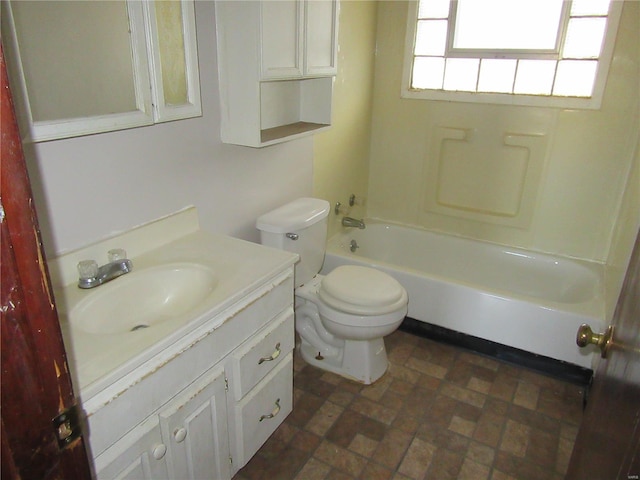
[77,254,133,289]
[342,216,366,229]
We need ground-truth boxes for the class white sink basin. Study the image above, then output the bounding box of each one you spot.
[70,263,218,335]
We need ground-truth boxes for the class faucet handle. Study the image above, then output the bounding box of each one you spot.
[108,248,127,262]
[77,260,99,280]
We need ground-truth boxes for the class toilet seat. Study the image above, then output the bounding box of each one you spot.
[319,265,407,316]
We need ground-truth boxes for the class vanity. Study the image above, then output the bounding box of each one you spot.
[50,208,298,479]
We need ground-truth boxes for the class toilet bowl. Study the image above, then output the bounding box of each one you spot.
[256,198,408,384]
[295,267,407,383]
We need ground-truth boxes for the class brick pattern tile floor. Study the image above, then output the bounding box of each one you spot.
[233,330,584,480]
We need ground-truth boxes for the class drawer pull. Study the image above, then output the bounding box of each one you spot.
[258,343,281,365]
[259,399,281,422]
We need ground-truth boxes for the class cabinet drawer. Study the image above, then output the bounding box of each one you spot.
[229,310,294,400]
[232,353,293,467]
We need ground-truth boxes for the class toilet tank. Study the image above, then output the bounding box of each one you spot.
[256,198,330,287]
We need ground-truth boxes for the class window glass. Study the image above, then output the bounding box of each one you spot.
[405,0,618,106]
[415,20,448,56]
[412,57,445,89]
[563,18,607,59]
[478,59,517,93]
[513,60,556,95]
[571,0,610,16]
[553,60,598,97]
[452,0,564,51]
[443,58,479,91]
[418,0,450,19]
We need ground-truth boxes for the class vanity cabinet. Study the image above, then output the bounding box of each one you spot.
[215,0,339,147]
[89,268,295,480]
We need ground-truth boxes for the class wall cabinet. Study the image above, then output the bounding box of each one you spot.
[89,269,295,479]
[260,0,338,79]
[216,0,339,147]
[1,0,201,142]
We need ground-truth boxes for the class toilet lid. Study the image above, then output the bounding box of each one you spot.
[319,265,407,315]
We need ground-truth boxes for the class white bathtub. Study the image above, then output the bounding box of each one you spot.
[322,222,605,369]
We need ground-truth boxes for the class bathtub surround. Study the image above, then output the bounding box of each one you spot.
[365,1,639,265]
[310,1,640,366]
[604,133,640,320]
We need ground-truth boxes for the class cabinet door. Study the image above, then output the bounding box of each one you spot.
[260,0,303,79]
[95,417,170,480]
[305,0,339,76]
[159,366,231,480]
[144,0,202,122]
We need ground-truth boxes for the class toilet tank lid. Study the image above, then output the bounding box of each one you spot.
[257,198,330,233]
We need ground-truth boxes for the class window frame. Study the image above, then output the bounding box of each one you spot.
[401,0,623,109]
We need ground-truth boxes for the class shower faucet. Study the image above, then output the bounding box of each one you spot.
[342,217,365,229]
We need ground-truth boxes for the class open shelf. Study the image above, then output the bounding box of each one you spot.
[261,121,328,143]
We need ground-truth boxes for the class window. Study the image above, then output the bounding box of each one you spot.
[402,0,623,108]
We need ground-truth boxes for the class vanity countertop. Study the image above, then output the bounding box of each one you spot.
[50,208,297,407]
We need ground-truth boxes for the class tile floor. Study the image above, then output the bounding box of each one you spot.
[234,329,584,480]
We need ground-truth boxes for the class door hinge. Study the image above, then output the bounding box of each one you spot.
[224,376,229,392]
[0,199,5,224]
[53,404,82,449]
[229,455,233,465]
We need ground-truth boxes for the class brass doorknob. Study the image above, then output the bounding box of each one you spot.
[576,324,614,358]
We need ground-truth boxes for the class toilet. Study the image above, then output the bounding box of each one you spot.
[257,198,408,384]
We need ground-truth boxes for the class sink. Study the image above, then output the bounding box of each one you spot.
[70,263,218,335]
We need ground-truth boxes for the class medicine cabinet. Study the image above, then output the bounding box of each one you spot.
[1,0,201,143]
[215,0,339,147]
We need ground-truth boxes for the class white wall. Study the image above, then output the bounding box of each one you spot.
[22,1,313,256]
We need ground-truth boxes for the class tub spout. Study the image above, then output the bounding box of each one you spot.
[342,217,365,229]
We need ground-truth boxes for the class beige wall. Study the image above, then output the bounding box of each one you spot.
[366,1,639,263]
[313,1,378,237]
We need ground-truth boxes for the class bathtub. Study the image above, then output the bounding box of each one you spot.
[322,221,605,369]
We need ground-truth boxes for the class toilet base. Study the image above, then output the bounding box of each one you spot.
[299,337,389,384]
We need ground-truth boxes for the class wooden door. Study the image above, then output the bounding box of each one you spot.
[1,45,92,479]
[566,230,640,479]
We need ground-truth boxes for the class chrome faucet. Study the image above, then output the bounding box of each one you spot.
[342,216,365,229]
[77,255,133,289]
